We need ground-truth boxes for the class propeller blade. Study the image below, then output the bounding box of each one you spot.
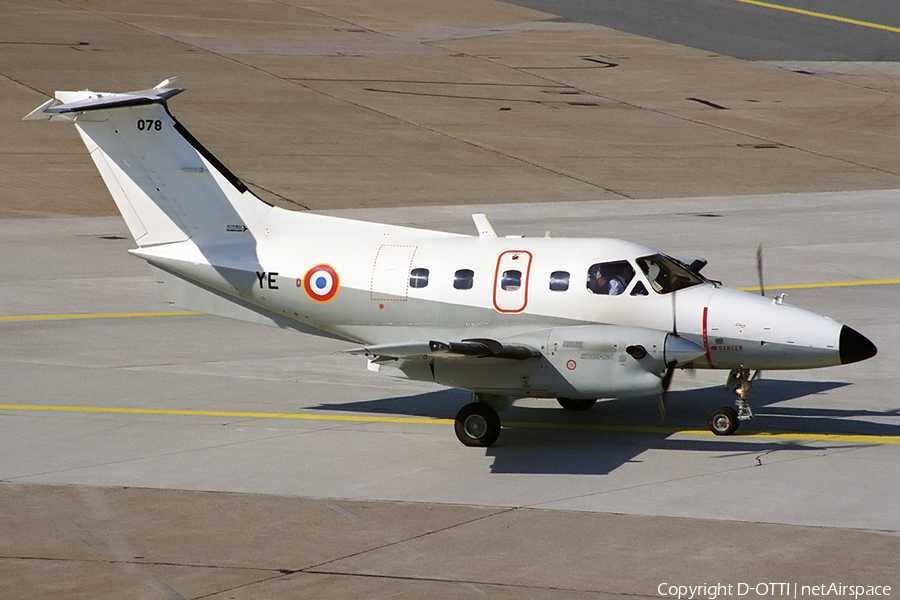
[671,289,678,336]
[659,360,676,420]
[662,362,676,390]
[756,243,765,297]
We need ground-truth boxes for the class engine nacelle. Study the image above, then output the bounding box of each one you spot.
[431,324,704,399]
[542,324,702,399]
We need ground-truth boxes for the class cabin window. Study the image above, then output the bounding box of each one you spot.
[409,268,429,289]
[549,271,570,291]
[636,254,705,294]
[501,270,521,291]
[454,269,475,290]
[586,261,635,295]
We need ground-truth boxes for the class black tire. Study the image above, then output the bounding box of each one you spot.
[557,397,597,411]
[708,406,740,435]
[454,402,501,447]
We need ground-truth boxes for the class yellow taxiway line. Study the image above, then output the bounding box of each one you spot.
[0,311,202,322]
[0,311,202,321]
[736,278,900,292]
[0,404,450,425]
[1,404,897,446]
[733,0,900,34]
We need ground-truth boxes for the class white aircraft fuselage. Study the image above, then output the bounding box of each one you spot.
[25,80,876,446]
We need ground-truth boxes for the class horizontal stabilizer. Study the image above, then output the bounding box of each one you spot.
[22,78,184,121]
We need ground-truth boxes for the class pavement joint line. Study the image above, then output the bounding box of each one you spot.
[1,404,897,445]
[1,278,897,322]
[733,0,900,34]
[302,507,517,573]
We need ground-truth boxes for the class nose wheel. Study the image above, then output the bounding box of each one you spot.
[708,367,758,435]
[708,406,739,435]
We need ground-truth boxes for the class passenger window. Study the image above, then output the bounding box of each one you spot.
[586,261,635,295]
[454,269,474,290]
[501,270,521,291]
[549,271,569,291]
[409,268,429,289]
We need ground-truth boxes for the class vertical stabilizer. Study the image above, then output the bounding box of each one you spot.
[23,80,270,247]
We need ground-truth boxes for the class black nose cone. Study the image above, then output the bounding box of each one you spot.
[840,326,877,365]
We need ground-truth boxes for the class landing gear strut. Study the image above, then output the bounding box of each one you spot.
[708,367,758,435]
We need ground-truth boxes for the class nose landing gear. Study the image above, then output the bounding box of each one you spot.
[708,367,759,435]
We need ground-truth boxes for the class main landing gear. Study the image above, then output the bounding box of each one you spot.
[454,393,505,447]
[708,367,758,435]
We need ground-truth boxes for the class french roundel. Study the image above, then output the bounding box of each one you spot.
[303,264,340,302]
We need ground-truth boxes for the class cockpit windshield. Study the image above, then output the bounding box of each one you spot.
[636,253,706,294]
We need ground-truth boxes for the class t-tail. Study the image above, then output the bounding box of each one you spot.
[22,79,438,335]
[23,77,271,247]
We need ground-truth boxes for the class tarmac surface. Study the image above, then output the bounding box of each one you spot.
[503,0,900,61]
[2,0,900,598]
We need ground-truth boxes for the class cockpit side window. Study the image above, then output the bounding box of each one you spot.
[635,254,705,294]
[586,260,635,296]
[630,281,649,296]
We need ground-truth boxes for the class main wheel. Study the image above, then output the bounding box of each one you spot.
[708,406,740,435]
[454,402,501,447]
[557,398,597,411]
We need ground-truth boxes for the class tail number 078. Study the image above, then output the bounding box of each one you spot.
[136,119,163,131]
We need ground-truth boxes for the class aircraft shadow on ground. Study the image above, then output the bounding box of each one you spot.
[315,379,900,475]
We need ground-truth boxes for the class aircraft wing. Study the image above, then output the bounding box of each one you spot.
[343,338,541,362]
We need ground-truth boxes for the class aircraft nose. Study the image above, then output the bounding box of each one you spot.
[840,326,877,365]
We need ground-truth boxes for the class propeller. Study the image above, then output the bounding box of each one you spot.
[660,290,678,419]
[756,243,765,297]
[659,360,676,418]
[671,283,678,336]
[754,244,764,386]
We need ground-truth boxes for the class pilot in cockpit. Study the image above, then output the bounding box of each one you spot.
[588,261,633,295]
